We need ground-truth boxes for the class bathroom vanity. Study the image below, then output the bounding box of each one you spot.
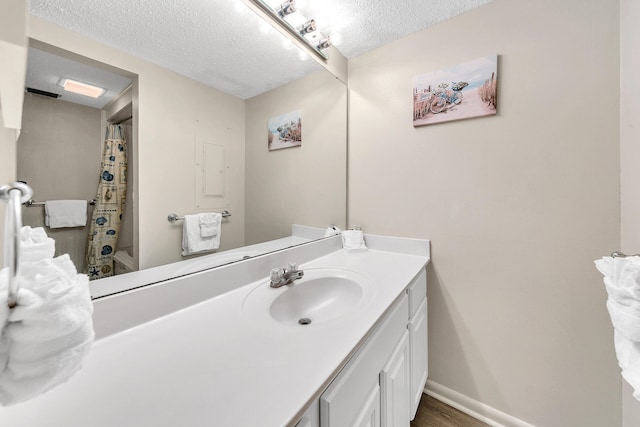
[309,266,428,427]
[0,233,429,427]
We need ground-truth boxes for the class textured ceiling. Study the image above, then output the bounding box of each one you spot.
[27,0,493,101]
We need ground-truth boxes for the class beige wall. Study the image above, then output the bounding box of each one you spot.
[348,0,620,425]
[28,17,246,270]
[620,0,640,424]
[17,93,102,272]
[245,69,347,244]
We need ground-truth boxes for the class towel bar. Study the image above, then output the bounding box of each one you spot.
[0,182,33,308]
[168,211,231,223]
[26,199,96,206]
[611,252,640,258]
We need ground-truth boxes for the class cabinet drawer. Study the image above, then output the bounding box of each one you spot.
[407,268,426,319]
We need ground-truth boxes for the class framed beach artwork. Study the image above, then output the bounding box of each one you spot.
[413,54,498,127]
[268,110,302,151]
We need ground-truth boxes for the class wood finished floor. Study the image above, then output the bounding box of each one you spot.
[411,394,490,427]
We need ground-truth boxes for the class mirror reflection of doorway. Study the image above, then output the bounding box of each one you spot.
[18,43,137,276]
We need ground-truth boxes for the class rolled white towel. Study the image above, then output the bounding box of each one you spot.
[19,226,55,262]
[0,254,94,406]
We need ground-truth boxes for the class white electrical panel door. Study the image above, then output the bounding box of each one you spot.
[203,143,225,198]
[195,140,229,209]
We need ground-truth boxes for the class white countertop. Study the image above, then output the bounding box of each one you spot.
[0,239,429,427]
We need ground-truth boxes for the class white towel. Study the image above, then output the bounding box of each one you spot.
[44,200,87,229]
[19,226,55,262]
[342,229,367,252]
[0,229,94,406]
[182,214,221,256]
[595,255,640,400]
[199,213,221,238]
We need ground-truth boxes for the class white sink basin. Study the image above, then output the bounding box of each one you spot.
[242,268,373,326]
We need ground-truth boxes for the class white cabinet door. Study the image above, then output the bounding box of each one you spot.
[353,383,381,427]
[380,330,410,427]
[321,295,409,427]
[409,297,428,419]
[295,399,319,427]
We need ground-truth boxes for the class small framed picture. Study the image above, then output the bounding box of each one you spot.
[268,110,302,151]
[413,55,498,127]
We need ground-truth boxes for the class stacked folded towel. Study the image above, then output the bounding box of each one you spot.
[0,226,94,406]
[182,213,222,256]
[44,200,87,229]
[342,229,368,252]
[199,213,221,238]
[595,255,640,401]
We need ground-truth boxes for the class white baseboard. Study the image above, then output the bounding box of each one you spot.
[424,380,536,427]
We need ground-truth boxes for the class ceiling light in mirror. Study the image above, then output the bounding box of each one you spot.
[60,79,105,98]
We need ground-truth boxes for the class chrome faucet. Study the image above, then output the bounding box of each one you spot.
[270,263,304,288]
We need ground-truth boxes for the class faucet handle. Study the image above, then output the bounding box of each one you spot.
[270,268,284,282]
[287,262,298,272]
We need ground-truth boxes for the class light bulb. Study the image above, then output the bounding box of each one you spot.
[298,19,316,35]
[234,1,248,14]
[282,38,294,50]
[260,21,272,34]
[330,32,343,46]
[316,37,331,50]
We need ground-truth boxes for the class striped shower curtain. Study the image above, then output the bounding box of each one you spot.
[84,124,127,280]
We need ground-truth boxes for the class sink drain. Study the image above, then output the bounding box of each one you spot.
[298,318,312,325]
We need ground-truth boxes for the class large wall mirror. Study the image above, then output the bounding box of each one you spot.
[19,1,347,298]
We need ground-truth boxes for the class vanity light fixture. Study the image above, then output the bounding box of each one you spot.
[243,0,332,61]
[61,79,105,98]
